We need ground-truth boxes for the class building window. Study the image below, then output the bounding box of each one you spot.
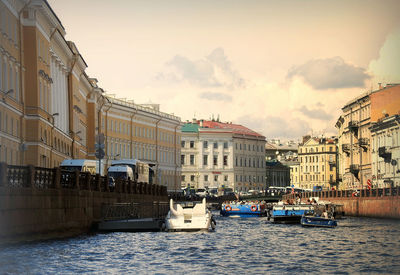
[203,155,208,165]
[214,175,218,182]
[203,141,208,148]
[223,155,228,166]
[214,142,218,149]
[190,141,194,148]
[224,175,228,181]
[204,175,208,182]
[223,142,228,149]
[181,175,185,181]
[190,154,194,165]
[191,175,195,181]
[213,155,218,166]
[181,141,185,148]
[181,155,185,165]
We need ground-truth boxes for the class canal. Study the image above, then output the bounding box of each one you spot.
[1,215,399,274]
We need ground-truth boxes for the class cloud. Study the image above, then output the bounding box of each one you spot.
[287,56,370,90]
[166,55,221,87]
[207,48,245,89]
[298,105,333,121]
[236,115,311,139]
[368,28,400,84]
[199,91,232,102]
[162,48,245,89]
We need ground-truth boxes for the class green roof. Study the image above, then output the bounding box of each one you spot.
[181,123,199,132]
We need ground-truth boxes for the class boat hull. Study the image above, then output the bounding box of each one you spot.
[220,203,265,217]
[166,198,216,231]
[301,216,337,228]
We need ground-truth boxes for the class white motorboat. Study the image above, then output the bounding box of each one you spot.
[165,198,216,231]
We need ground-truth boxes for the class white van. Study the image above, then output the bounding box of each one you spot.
[107,165,134,181]
[110,159,150,183]
[60,159,104,175]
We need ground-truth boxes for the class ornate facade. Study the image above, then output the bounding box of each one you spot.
[0,0,181,191]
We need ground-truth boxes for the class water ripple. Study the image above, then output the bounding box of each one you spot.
[0,216,400,273]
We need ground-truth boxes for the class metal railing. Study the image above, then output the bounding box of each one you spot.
[1,163,167,196]
[283,187,400,201]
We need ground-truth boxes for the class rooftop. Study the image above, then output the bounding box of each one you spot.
[182,120,265,138]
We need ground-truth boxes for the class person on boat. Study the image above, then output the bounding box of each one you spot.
[311,198,317,205]
[322,211,329,219]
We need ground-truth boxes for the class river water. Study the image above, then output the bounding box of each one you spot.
[1,215,400,274]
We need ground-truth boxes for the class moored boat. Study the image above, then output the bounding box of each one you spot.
[165,198,216,231]
[220,201,266,217]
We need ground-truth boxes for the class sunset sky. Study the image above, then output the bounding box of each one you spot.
[47,0,400,140]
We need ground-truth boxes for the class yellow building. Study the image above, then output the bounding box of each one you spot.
[298,136,337,191]
[336,84,400,190]
[335,91,371,190]
[0,0,182,191]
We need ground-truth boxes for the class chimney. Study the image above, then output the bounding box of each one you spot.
[192,118,197,124]
[200,120,204,127]
[378,83,382,89]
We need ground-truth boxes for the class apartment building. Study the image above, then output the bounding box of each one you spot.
[370,115,400,188]
[181,119,266,193]
[0,0,182,191]
[336,83,400,190]
[298,136,337,190]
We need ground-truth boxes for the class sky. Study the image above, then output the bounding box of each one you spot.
[47,0,400,141]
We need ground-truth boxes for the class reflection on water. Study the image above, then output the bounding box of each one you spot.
[1,215,400,274]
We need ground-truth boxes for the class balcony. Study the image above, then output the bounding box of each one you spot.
[348,120,359,136]
[342,144,351,156]
[378,146,392,163]
[358,137,369,152]
[350,164,360,180]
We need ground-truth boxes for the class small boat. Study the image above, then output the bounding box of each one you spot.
[270,203,314,223]
[165,198,216,231]
[220,201,266,217]
[301,214,337,228]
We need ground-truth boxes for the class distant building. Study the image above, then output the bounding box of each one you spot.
[370,115,400,188]
[265,140,298,161]
[298,136,338,191]
[283,160,300,188]
[265,160,290,188]
[181,119,266,192]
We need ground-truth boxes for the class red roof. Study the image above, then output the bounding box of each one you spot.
[200,120,264,138]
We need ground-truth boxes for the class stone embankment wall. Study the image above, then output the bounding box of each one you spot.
[283,188,400,219]
[0,163,168,244]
